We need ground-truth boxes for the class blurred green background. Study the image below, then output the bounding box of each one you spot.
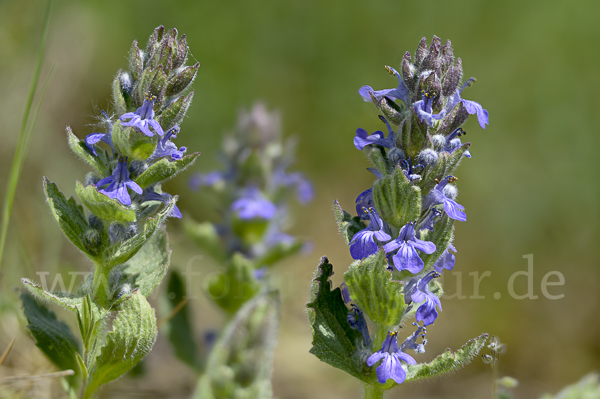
[0,0,599,397]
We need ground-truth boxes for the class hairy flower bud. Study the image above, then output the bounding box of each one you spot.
[419,148,439,166]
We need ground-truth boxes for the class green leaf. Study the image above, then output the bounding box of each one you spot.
[103,196,176,267]
[128,40,144,82]
[194,291,279,399]
[75,181,136,224]
[43,178,96,259]
[112,70,127,116]
[344,250,406,327]
[135,152,200,189]
[372,166,421,228]
[403,333,488,383]
[112,122,156,161]
[183,219,226,262]
[400,110,430,159]
[66,127,110,177]
[158,91,193,131]
[208,253,260,314]
[333,199,366,245]
[20,292,81,385]
[420,213,454,270]
[165,62,199,96]
[22,278,84,313]
[112,227,171,297]
[164,270,200,370]
[367,147,389,177]
[306,257,368,382]
[84,291,157,399]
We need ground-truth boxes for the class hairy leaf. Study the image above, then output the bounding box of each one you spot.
[404,333,488,383]
[135,152,200,189]
[21,293,81,383]
[372,166,421,228]
[76,181,135,224]
[84,291,157,398]
[113,227,171,297]
[332,199,366,245]
[306,257,368,382]
[344,250,406,327]
[43,178,96,259]
[66,127,110,177]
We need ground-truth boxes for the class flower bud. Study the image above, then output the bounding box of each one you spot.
[431,134,446,151]
[443,184,458,200]
[83,229,101,253]
[387,147,405,165]
[419,148,439,166]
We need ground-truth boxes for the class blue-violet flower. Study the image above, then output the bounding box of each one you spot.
[422,176,466,222]
[96,156,142,206]
[349,207,391,260]
[231,187,277,220]
[383,222,436,274]
[367,331,417,384]
[120,93,164,137]
[149,125,186,161]
[405,271,442,326]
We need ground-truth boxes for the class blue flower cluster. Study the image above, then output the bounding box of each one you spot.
[190,103,313,266]
[341,36,488,385]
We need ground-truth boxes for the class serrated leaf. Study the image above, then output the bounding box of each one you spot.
[333,199,366,245]
[306,257,367,382]
[404,333,488,383]
[22,278,84,313]
[372,166,421,228]
[84,291,157,399]
[103,196,176,267]
[164,271,200,370]
[66,127,110,177]
[112,122,156,161]
[165,63,199,96]
[20,292,81,384]
[43,178,97,259]
[194,291,279,399]
[183,219,226,262]
[344,250,406,327]
[209,253,260,314]
[135,152,200,189]
[75,181,135,224]
[112,227,171,297]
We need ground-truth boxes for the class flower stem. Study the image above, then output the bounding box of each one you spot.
[364,384,385,399]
